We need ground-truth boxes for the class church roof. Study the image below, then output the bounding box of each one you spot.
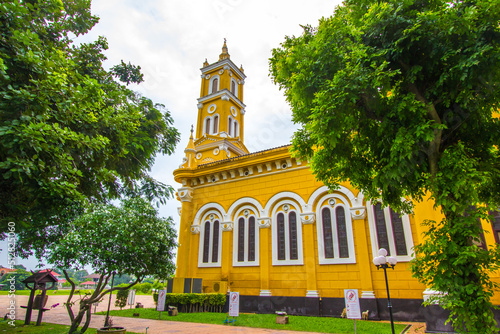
[198,144,291,168]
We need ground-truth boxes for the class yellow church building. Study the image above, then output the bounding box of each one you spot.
[173,42,500,326]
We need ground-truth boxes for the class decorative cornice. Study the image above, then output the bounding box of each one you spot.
[222,221,233,232]
[200,58,246,80]
[197,89,246,109]
[300,213,316,225]
[178,187,193,202]
[350,206,366,220]
[258,217,271,228]
[190,224,200,234]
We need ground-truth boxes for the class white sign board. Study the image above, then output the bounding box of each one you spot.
[157,289,167,312]
[127,289,136,306]
[228,291,239,317]
[344,289,361,319]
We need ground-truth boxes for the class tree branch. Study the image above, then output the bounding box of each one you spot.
[62,270,76,323]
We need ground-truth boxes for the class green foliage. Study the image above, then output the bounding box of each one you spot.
[115,288,129,310]
[153,293,226,312]
[136,282,152,294]
[46,197,177,333]
[270,0,500,332]
[0,268,31,290]
[47,198,177,280]
[0,0,180,253]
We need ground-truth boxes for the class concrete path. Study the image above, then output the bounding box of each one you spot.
[2,294,425,333]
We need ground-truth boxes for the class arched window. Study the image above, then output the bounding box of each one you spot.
[205,117,211,135]
[213,115,219,134]
[367,202,414,262]
[228,117,233,136]
[233,214,259,266]
[211,78,218,94]
[233,120,239,137]
[272,206,303,265]
[199,215,222,267]
[317,201,356,264]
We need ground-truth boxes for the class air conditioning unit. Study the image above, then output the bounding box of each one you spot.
[212,281,228,293]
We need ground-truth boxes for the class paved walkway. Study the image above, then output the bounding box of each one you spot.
[2,294,425,333]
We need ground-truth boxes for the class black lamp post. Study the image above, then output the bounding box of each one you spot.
[373,248,397,334]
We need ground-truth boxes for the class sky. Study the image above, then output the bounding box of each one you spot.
[1,0,343,272]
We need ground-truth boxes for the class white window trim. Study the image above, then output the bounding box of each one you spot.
[232,207,259,267]
[316,198,356,265]
[208,75,220,94]
[203,114,219,135]
[198,210,223,268]
[271,201,304,266]
[366,201,414,262]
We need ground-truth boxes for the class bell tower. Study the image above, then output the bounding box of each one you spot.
[182,40,249,166]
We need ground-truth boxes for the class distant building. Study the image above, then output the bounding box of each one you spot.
[38,269,66,288]
[0,266,16,277]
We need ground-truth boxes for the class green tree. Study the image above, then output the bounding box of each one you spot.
[0,0,179,250]
[270,0,500,332]
[47,197,177,334]
[114,288,129,310]
[0,268,30,290]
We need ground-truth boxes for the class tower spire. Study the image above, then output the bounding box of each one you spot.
[219,38,230,60]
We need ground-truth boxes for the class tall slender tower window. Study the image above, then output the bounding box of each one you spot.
[228,117,233,136]
[211,78,218,94]
[205,118,211,135]
[213,116,218,133]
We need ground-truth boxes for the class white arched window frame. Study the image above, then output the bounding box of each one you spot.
[198,210,223,268]
[366,201,414,262]
[230,78,238,98]
[232,207,259,267]
[208,75,220,95]
[203,114,219,135]
[316,196,356,265]
[233,119,239,137]
[271,201,304,266]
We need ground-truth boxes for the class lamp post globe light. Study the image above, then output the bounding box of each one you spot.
[373,248,397,334]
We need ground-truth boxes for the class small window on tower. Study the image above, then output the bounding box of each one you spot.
[213,116,219,133]
[211,78,218,94]
[228,117,233,136]
[205,118,211,135]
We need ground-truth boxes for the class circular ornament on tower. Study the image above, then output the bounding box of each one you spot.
[230,106,238,117]
[208,104,217,114]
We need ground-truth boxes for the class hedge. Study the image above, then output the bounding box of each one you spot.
[153,293,226,313]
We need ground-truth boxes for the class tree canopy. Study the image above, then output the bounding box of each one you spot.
[0,0,179,243]
[47,197,177,333]
[270,0,500,332]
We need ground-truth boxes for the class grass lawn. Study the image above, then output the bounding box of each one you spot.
[97,308,409,334]
[0,320,141,333]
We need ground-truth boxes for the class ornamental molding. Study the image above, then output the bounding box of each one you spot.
[300,212,316,225]
[197,89,246,109]
[191,224,200,234]
[201,59,247,80]
[222,221,233,232]
[178,187,193,202]
[177,207,182,216]
[350,206,366,220]
[258,217,271,228]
